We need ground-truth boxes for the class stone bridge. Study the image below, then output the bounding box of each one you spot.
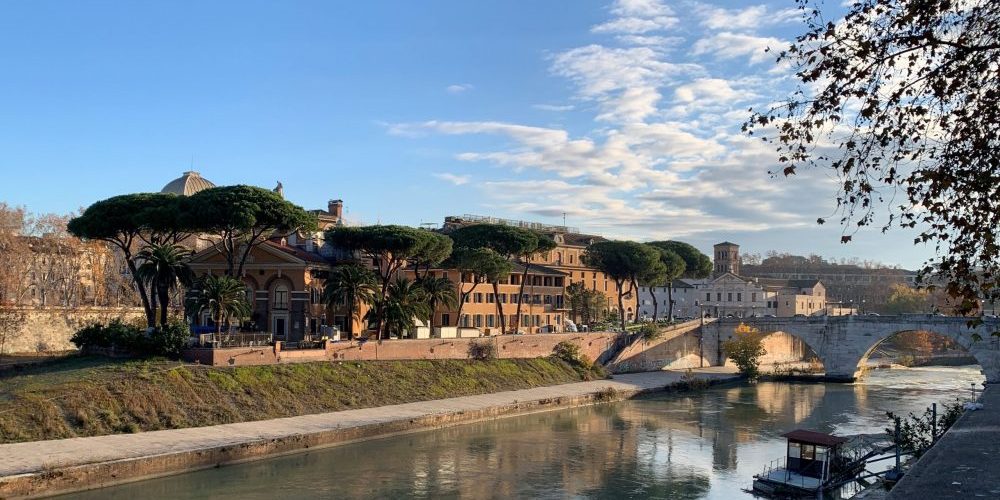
[702,315,1000,382]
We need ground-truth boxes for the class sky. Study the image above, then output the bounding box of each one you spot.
[0,0,934,269]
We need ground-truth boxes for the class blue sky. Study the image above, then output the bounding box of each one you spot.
[0,0,932,269]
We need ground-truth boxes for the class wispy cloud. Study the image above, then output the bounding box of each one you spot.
[433,172,471,185]
[388,0,833,242]
[533,103,575,112]
[445,83,473,94]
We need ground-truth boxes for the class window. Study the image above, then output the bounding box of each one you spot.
[487,315,495,327]
[532,294,541,304]
[717,292,722,302]
[788,442,801,459]
[706,292,712,301]
[442,313,450,326]
[728,293,733,302]
[487,293,495,303]
[815,446,828,463]
[474,293,483,303]
[737,293,742,302]
[801,444,816,460]
[273,286,289,310]
[474,315,483,328]
[462,315,471,327]
[556,252,562,264]
[544,295,552,305]
[570,254,574,264]
[752,293,757,302]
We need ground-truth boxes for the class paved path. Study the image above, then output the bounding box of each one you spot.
[888,385,1000,498]
[0,368,737,479]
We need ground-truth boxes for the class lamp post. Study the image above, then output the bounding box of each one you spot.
[698,304,705,367]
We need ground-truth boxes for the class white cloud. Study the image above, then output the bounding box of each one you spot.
[386,0,833,243]
[692,32,786,65]
[446,83,473,94]
[694,4,801,31]
[611,0,673,18]
[592,16,678,34]
[533,103,575,112]
[433,172,471,185]
[673,78,741,104]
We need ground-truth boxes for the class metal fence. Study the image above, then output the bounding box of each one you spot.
[199,332,273,348]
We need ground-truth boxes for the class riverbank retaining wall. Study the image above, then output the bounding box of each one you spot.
[183,332,622,367]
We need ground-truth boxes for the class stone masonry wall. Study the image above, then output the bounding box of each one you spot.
[2,307,146,354]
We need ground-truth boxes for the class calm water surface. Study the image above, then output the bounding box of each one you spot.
[67,366,984,499]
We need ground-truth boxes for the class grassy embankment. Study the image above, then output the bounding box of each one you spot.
[0,355,606,444]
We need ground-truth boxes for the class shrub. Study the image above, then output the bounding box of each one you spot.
[552,341,584,366]
[70,319,191,358]
[639,324,663,343]
[887,400,965,457]
[680,368,709,390]
[147,320,191,359]
[467,340,496,361]
[71,320,143,351]
[722,323,767,380]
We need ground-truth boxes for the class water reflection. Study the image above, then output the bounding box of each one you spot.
[65,366,984,500]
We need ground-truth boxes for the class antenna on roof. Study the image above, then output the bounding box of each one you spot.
[563,212,567,228]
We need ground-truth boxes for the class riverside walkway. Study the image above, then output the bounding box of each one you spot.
[888,385,1000,498]
[0,368,737,498]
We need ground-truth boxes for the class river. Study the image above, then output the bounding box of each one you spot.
[65,366,985,499]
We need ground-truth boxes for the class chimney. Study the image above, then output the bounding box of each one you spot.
[328,199,343,220]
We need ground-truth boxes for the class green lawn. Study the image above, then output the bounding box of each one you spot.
[0,355,606,444]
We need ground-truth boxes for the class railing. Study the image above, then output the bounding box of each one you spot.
[199,332,273,348]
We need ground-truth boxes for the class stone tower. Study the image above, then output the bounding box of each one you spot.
[713,241,741,277]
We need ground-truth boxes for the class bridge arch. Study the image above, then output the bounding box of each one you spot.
[708,316,1000,382]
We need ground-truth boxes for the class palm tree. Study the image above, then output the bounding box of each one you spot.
[322,264,377,340]
[136,243,195,326]
[186,275,251,336]
[417,276,458,328]
[376,277,430,339]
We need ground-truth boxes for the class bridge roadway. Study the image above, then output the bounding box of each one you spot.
[702,315,1000,382]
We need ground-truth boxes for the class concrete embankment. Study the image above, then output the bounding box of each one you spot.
[0,369,738,499]
[887,385,1000,498]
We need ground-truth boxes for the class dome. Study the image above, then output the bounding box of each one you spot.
[161,171,216,195]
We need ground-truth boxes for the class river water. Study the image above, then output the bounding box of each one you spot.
[67,366,984,500]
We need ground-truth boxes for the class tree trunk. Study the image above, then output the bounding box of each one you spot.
[667,281,674,322]
[650,287,658,322]
[616,280,626,330]
[158,283,169,326]
[631,278,640,324]
[513,260,530,334]
[126,259,156,328]
[346,299,354,339]
[493,281,506,335]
